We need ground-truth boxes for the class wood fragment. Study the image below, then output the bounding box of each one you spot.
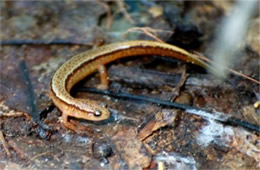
[171,66,188,101]
[143,143,157,155]
[158,161,165,170]
[112,126,151,169]
[138,109,178,141]
[242,106,260,126]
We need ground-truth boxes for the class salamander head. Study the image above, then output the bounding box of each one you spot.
[86,105,110,121]
[75,100,110,121]
[50,90,110,122]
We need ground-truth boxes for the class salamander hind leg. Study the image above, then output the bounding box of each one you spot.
[97,64,109,90]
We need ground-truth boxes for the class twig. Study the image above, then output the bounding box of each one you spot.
[194,52,260,85]
[31,151,54,161]
[116,0,135,24]
[19,61,39,121]
[19,61,53,138]
[78,87,260,132]
[0,131,11,157]
[97,0,113,29]
[0,101,31,119]
[124,27,173,42]
[8,140,29,159]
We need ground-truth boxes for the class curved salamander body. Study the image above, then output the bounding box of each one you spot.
[50,40,210,130]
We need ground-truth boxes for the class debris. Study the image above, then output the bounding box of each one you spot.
[138,109,178,141]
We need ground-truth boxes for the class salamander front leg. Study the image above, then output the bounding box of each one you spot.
[62,113,77,132]
[97,65,109,90]
[62,113,93,134]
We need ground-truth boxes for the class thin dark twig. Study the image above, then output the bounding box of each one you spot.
[19,61,39,121]
[227,118,259,132]
[78,87,195,110]
[0,39,93,46]
[19,61,53,136]
[78,87,260,133]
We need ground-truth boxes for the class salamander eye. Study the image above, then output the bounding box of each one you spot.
[94,110,102,116]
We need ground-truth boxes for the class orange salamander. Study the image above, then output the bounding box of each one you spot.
[50,40,210,131]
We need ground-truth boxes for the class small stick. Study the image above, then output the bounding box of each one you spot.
[0,131,11,157]
[124,27,173,42]
[194,52,260,85]
[20,61,53,138]
[97,0,113,29]
[8,140,28,159]
[116,0,135,24]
